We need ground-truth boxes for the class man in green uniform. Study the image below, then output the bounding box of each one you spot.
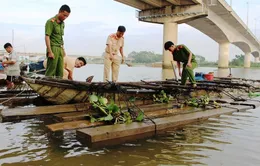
[45,4,71,78]
[164,41,197,87]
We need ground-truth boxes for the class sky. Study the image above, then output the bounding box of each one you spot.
[0,0,260,61]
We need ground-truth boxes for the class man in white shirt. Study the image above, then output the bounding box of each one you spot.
[103,26,126,82]
[2,43,20,89]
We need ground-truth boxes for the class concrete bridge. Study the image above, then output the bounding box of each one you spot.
[114,0,260,68]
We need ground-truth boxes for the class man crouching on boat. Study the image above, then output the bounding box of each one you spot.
[43,56,86,80]
[164,41,197,87]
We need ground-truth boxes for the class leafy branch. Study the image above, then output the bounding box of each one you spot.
[89,94,144,124]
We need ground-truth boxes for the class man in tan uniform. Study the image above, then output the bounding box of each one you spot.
[43,56,86,80]
[103,26,126,82]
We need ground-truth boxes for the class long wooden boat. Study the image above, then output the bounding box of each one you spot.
[21,75,258,105]
[21,76,157,104]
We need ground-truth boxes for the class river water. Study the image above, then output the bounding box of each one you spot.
[0,65,260,166]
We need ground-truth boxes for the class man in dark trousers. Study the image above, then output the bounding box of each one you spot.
[164,41,197,87]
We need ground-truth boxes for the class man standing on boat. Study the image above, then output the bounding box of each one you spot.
[45,4,70,78]
[164,41,197,87]
[2,43,20,89]
[103,26,126,82]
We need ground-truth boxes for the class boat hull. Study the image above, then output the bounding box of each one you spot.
[26,80,89,104]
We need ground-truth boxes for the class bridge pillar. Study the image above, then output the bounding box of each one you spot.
[244,52,251,68]
[218,42,230,68]
[163,22,178,69]
[254,57,260,63]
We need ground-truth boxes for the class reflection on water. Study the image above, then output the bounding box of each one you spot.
[1,65,260,165]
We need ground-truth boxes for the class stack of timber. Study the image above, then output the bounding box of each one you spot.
[1,95,259,147]
[1,76,260,147]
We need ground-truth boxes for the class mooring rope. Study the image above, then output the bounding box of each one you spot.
[108,81,158,134]
[0,89,26,105]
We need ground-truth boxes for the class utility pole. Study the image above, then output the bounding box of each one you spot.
[12,29,14,46]
[230,0,232,7]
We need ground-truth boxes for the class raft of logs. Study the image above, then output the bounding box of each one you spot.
[1,77,260,147]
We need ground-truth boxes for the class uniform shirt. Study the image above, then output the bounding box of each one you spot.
[45,15,65,46]
[4,51,20,76]
[105,33,124,58]
[43,56,76,79]
[172,45,197,64]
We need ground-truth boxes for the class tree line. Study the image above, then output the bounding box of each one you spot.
[126,51,260,67]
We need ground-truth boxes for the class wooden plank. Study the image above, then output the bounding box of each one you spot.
[47,120,104,132]
[53,101,156,122]
[54,112,92,122]
[76,104,254,147]
[153,106,252,132]
[50,103,184,132]
[223,105,253,112]
[77,121,155,145]
[1,103,88,119]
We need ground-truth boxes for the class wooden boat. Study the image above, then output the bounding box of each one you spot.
[21,76,157,104]
[21,75,258,105]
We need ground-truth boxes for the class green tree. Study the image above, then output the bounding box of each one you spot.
[230,54,244,66]
[196,55,206,63]
[128,51,162,63]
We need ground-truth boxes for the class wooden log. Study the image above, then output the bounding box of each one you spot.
[53,112,91,122]
[0,103,88,122]
[47,103,180,132]
[0,90,35,94]
[76,105,254,147]
[0,96,38,107]
[76,121,155,147]
[154,105,253,132]
[47,120,104,132]
[53,100,155,122]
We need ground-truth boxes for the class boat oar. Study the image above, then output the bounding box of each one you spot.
[171,61,178,81]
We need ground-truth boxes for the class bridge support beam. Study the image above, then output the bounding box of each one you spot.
[218,42,230,68]
[163,22,178,69]
[244,52,251,68]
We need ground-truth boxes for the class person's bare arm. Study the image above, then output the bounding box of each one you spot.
[45,35,54,59]
[2,60,15,65]
[65,67,73,80]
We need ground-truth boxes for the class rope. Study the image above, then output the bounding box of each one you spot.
[0,89,26,105]
[222,89,246,101]
[108,81,158,134]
